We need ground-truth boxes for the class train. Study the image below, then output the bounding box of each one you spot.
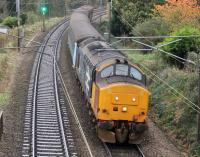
[67,6,151,144]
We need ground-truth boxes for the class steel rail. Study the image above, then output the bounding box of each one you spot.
[31,19,69,157]
[102,142,113,157]
[136,145,146,157]
[102,142,146,157]
[53,21,71,157]
[22,8,106,157]
[51,9,107,157]
[55,62,94,157]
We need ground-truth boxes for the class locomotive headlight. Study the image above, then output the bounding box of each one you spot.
[122,106,127,112]
[115,96,119,101]
[132,98,136,102]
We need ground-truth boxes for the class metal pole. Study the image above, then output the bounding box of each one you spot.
[64,3,67,18]
[100,0,102,7]
[42,13,45,32]
[16,0,20,52]
[108,0,111,42]
[197,49,200,142]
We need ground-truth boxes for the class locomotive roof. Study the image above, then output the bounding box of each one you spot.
[69,12,103,43]
[81,40,127,67]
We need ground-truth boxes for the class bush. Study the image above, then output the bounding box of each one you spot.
[3,16,17,28]
[133,17,170,52]
[158,26,200,68]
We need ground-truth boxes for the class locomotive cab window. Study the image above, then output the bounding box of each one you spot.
[101,66,114,78]
[130,67,142,81]
[116,64,128,76]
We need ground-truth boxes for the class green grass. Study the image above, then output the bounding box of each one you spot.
[135,53,199,153]
[0,16,63,108]
[96,20,200,156]
[127,51,157,63]
[0,92,10,106]
[24,17,63,41]
[126,50,199,156]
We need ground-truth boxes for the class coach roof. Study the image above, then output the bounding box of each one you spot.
[69,12,103,43]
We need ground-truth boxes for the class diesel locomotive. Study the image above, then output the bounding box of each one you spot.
[68,6,151,144]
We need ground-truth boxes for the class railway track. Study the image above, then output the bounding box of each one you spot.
[22,19,78,157]
[22,9,106,157]
[103,142,145,157]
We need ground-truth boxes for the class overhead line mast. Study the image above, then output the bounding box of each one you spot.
[16,0,21,52]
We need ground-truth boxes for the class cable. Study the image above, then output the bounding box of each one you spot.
[111,5,196,66]
[137,61,200,113]
[131,39,195,65]
[148,73,198,112]
[111,4,200,113]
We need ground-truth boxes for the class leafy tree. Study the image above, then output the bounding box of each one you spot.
[111,0,158,35]
[159,26,200,68]
[155,0,200,29]
[6,0,16,16]
[134,17,170,52]
[111,10,129,36]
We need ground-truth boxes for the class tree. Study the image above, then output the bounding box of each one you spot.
[111,10,129,36]
[155,0,200,29]
[7,0,16,16]
[159,26,200,68]
[111,0,159,35]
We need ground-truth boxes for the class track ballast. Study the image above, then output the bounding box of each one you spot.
[22,20,77,157]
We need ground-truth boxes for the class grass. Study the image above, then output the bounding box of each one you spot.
[93,17,200,157]
[127,51,199,156]
[127,51,157,63]
[0,93,10,106]
[24,17,63,44]
[0,16,64,109]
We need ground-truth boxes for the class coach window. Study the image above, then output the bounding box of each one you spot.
[101,66,114,78]
[130,67,142,81]
[116,64,128,76]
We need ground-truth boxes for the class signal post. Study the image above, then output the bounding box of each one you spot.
[40,4,48,32]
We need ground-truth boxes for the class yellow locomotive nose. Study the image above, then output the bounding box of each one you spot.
[94,83,150,122]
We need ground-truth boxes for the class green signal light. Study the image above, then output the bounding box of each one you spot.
[40,5,48,14]
[42,7,47,12]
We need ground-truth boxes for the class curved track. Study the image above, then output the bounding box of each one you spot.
[22,9,106,157]
[22,19,78,157]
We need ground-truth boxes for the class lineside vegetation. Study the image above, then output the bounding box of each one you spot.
[107,0,200,156]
